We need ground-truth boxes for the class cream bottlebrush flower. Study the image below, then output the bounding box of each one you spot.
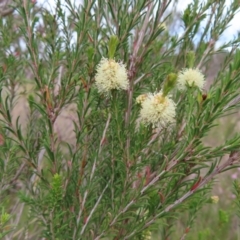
[211,195,219,204]
[95,57,129,94]
[142,230,152,240]
[139,91,176,127]
[177,68,205,91]
[136,94,147,104]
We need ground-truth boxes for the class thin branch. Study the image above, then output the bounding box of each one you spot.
[23,0,42,89]
[124,152,240,239]
[196,39,215,69]
[30,148,46,193]
[125,1,154,160]
[73,113,111,239]
[9,163,26,185]
[80,181,110,235]
[179,227,189,240]
[223,95,240,111]
[12,218,39,238]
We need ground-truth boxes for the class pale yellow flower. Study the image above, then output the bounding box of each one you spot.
[136,94,147,104]
[142,230,152,240]
[139,91,176,127]
[177,68,205,91]
[95,58,129,94]
[211,195,219,204]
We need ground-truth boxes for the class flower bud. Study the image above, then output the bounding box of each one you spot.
[163,73,177,96]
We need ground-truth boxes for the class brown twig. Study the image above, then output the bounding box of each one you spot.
[126,152,240,239]
[125,1,154,161]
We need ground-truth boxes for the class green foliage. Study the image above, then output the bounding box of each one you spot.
[197,228,211,240]
[218,209,229,225]
[108,35,119,59]
[162,73,177,96]
[233,180,240,219]
[0,207,12,238]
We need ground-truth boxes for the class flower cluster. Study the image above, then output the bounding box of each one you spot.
[94,57,204,129]
[137,91,176,128]
[95,57,129,94]
[142,230,152,240]
[177,68,205,91]
[211,195,219,204]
